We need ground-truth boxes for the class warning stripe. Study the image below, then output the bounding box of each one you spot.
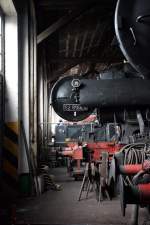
[3,159,17,180]
[4,136,18,157]
[3,147,18,168]
[2,122,19,189]
[6,122,19,135]
[4,123,18,144]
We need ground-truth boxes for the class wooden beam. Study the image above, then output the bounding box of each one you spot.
[65,32,70,57]
[48,57,121,64]
[37,0,100,44]
[79,31,88,57]
[96,22,109,46]
[0,0,16,16]
[38,1,86,10]
[87,23,100,54]
[72,34,79,57]
[38,0,116,8]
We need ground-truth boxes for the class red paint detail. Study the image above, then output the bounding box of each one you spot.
[63,145,83,159]
[67,142,123,161]
[73,148,83,160]
[87,142,123,160]
[138,184,150,202]
[120,164,142,174]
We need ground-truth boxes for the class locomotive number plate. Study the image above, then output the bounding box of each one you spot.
[63,104,88,112]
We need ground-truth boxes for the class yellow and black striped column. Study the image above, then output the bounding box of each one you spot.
[2,122,19,189]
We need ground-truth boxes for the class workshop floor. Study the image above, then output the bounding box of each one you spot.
[16,167,150,225]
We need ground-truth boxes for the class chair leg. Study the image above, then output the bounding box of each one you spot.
[86,179,91,199]
[105,188,111,200]
[78,163,88,201]
[99,183,103,202]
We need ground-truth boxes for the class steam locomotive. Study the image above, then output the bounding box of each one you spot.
[51,0,150,144]
[51,0,150,224]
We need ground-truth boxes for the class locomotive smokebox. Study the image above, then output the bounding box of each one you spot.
[51,76,150,122]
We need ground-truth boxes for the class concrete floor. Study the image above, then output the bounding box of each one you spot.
[16,167,150,225]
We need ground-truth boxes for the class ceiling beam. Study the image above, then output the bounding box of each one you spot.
[37,1,86,10]
[72,34,79,57]
[38,0,116,8]
[37,0,100,44]
[65,32,70,57]
[0,0,16,16]
[79,30,88,57]
[87,23,100,54]
[48,57,122,64]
